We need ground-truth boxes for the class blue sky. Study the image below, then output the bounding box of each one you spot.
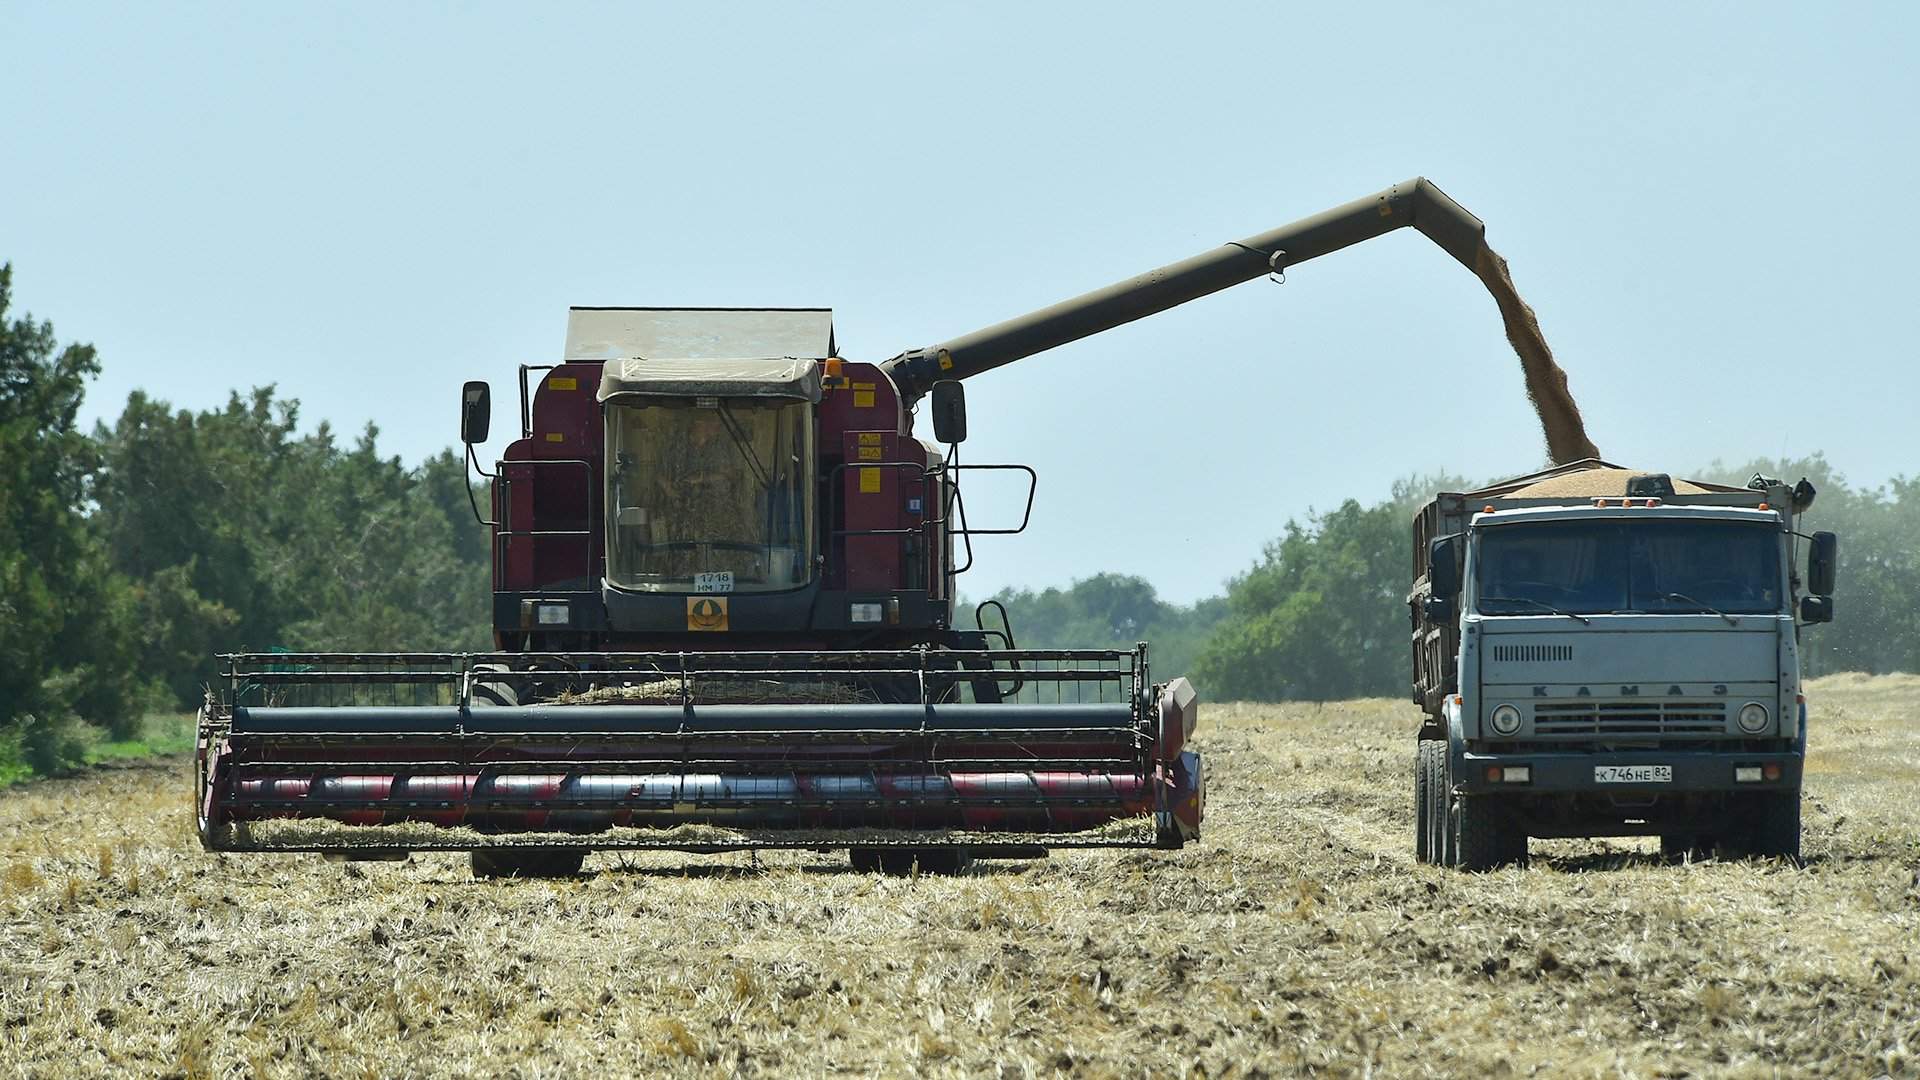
[5,2,1914,602]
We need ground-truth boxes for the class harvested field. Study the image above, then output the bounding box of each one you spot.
[3,676,1917,1077]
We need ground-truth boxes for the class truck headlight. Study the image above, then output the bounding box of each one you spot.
[1489,704,1522,736]
[1736,701,1769,734]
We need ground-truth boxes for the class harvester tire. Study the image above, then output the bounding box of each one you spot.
[850,847,972,876]
[1414,742,1437,863]
[470,850,585,879]
[469,664,520,708]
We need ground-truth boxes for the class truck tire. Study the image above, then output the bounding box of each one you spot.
[470,849,586,879]
[1414,743,1432,863]
[1444,753,1526,871]
[1724,792,1801,861]
[1659,834,1714,861]
[850,847,972,876]
[1426,742,1451,866]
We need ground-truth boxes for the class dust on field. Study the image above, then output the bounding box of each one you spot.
[3,679,1917,1078]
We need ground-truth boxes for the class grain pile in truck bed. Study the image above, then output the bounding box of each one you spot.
[1504,468,1718,498]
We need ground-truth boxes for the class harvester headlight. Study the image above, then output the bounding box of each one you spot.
[1737,701,1770,734]
[536,602,570,626]
[1489,704,1523,736]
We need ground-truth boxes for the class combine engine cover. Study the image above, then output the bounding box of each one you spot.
[195,649,1204,858]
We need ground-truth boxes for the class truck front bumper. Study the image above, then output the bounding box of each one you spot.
[1456,745,1802,796]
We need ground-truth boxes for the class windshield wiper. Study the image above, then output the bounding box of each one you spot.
[1479,595,1592,626]
[1661,592,1739,625]
[714,405,773,489]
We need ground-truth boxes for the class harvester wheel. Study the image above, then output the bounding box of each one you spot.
[470,849,586,879]
[850,847,972,876]
[469,664,520,707]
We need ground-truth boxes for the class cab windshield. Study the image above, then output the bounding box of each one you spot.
[606,398,813,592]
[1475,519,1782,616]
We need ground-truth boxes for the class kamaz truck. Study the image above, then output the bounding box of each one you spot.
[1409,460,1838,869]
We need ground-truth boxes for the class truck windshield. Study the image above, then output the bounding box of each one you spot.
[605,398,814,593]
[1476,520,1781,616]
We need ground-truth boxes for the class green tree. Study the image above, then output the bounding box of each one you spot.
[0,264,152,769]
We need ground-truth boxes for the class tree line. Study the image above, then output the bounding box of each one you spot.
[3,261,1913,777]
[1,265,490,775]
[989,457,1917,698]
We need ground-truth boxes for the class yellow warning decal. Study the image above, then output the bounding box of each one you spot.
[548,376,578,391]
[859,467,882,493]
[687,596,729,631]
[544,432,565,443]
[857,446,883,461]
[853,390,876,408]
[852,381,876,390]
[857,432,882,445]
[938,349,954,370]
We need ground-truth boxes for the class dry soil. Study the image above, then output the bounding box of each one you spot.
[2,674,1916,1078]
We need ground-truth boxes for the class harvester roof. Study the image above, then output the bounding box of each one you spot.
[564,307,835,363]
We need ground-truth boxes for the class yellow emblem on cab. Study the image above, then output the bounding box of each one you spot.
[687,596,729,631]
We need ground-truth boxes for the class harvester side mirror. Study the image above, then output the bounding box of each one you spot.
[1428,535,1461,598]
[930,380,967,444]
[1423,595,1452,622]
[1799,595,1834,625]
[461,381,491,444]
[1807,530,1837,597]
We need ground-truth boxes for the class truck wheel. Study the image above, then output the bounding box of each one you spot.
[1659,834,1714,861]
[1426,742,1451,866]
[1445,754,1526,871]
[1725,792,1801,861]
[470,849,586,879]
[850,847,972,876]
[1413,737,1428,857]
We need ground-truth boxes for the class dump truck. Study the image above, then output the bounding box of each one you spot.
[195,177,1549,877]
[1409,461,1838,869]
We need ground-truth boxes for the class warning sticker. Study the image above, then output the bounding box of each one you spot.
[547,376,578,391]
[853,390,876,408]
[543,432,565,443]
[687,596,729,631]
[857,432,882,445]
[857,446,883,460]
[859,467,882,493]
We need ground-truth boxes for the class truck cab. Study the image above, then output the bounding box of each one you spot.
[1410,463,1837,868]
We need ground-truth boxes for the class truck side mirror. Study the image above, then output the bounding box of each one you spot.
[1799,595,1834,625]
[930,380,967,444]
[1807,530,1837,597]
[1428,535,1461,597]
[461,381,491,444]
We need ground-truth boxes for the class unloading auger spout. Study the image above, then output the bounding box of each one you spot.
[883,177,1598,464]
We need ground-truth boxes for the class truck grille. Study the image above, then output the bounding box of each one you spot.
[1491,644,1573,663]
[1531,700,1726,736]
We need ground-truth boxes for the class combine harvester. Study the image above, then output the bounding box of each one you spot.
[198,178,1538,877]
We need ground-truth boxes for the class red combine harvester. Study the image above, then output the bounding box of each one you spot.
[196,178,1492,876]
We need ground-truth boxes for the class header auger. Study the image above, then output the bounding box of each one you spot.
[197,178,1551,877]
